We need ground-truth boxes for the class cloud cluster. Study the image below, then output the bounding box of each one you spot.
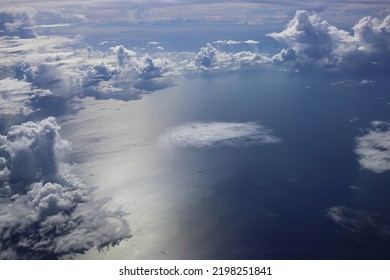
[355,121,390,174]
[0,7,37,38]
[267,10,356,66]
[267,10,390,67]
[193,43,270,70]
[15,62,76,97]
[160,121,281,148]
[1,9,388,111]
[0,117,130,259]
[325,206,390,235]
[83,45,175,100]
[194,11,390,69]
[353,15,390,54]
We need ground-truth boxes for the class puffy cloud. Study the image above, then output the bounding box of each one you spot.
[23,63,74,96]
[83,63,118,87]
[110,45,171,79]
[0,117,130,259]
[0,7,37,38]
[271,48,297,64]
[136,56,167,80]
[194,43,270,70]
[325,206,390,235]
[195,43,218,68]
[160,121,281,148]
[82,47,174,100]
[355,121,390,174]
[267,10,390,67]
[267,10,356,67]
[353,15,390,54]
[111,45,136,68]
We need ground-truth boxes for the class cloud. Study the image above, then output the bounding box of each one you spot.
[20,63,75,97]
[213,40,260,45]
[0,77,52,117]
[0,7,37,38]
[355,121,390,173]
[1,9,388,109]
[83,63,118,87]
[325,206,390,235]
[194,43,218,68]
[271,48,297,64]
[0,117,130,259]
[0,78,35,116]
[82,46,175,100]
[267,10,356,67]
[213,40,241,45]
[1,34,178,103]
[330,79,376,86]
[111,45,136,68]
[194,43,270,70]
[0,35,75,68]
[267,10,390,68]
[353,15,390,54]
[243,40,260,44]
[27,23,72,29]
[160,121,281,148]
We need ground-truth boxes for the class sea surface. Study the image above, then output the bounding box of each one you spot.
[61,70,390,259]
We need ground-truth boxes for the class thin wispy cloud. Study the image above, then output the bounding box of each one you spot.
[160,121,281,148]
[325,205,390,235]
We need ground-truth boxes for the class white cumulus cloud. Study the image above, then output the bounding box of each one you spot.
[267,10,356,67]
[83,46,175,100]
[160,121,280,148]
[355,121,390,174]
[0,117,130,259]
[194,43,270,70]
[353,15,390,54]
[267,10,390,67]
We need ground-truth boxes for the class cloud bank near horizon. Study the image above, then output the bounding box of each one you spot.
[0,7,389,112]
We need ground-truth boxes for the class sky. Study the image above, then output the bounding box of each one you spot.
[0,0,390,259]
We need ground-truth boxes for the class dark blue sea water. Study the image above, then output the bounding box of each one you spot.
[161,71,390,259]
[64,69,390,260]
